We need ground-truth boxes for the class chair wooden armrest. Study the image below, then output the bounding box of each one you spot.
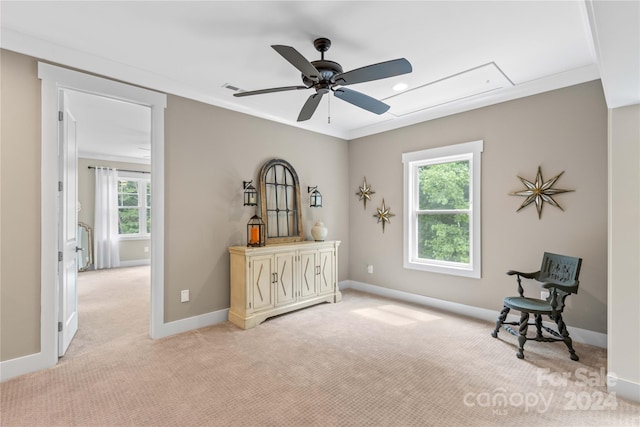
[542,281,579,295]
[506,270,540,296]
[541,281,579,311]
[506,270,538,279]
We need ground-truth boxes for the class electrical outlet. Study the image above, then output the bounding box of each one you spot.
[181,289,189,303]
[144,246,149,253]
[367,265,374,274]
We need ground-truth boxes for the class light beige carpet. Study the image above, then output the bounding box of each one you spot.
[1,266,638,426]
[63,265,150,360]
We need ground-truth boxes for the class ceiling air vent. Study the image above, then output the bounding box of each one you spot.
[222,83,243,92]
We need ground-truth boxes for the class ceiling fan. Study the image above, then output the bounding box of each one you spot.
[233,37,412,122]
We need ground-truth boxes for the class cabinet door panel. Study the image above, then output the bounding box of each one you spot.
[299,250,318,299]
[275,252,296,305]
[318,249,334,294]
[250,256,274,311]
[229,242,340,329]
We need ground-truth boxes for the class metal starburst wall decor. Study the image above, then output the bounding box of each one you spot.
[356,177,375,210]
[373,199,395,232]
[510,166,574,219]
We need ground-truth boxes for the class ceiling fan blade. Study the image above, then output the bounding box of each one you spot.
[334,88,390,115]
[272,45,321,82]
[334,58,412,86]
[233,86,309,97]
[297,93,324,122]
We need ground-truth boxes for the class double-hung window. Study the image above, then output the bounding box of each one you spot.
[117,173,151,238]
[403,140,483,278]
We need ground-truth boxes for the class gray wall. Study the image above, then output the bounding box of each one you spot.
[0,49,349,359]
[0,50,41,360]
[348,80,608,334]
[608,104,640,394]
[0,47,608,363]
[164,94,349,322]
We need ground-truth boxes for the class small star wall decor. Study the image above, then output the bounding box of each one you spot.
[374,199,395,232]
[510,166,574,219]
[356,177,375,210]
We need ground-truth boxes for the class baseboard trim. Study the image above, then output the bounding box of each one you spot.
[152,307,230,339]
[1,308,230,382]
[607,375,640,403]
[2,280,606,382]
[339,280,607,348]
[119,259,151,268]
[0,351,56,382]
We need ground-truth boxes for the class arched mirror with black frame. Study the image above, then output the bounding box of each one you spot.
[259,158,303,244]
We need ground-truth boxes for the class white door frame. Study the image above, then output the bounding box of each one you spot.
[38,63,167,370]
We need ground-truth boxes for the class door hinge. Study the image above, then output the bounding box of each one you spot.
[58,181,63,191]
[58,322,63,332]
[58,111,63,121]
[58,251,63,262]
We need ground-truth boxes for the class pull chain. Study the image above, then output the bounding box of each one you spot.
[328,93,331,124]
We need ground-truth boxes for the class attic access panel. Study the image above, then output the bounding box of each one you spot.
[384,62,514,116]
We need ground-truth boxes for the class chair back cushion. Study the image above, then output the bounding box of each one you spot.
[539,252,582,286]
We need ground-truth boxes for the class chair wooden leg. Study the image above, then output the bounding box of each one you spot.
[516,312,529,359]
[491,306,510,338]
[535,314,543,339]
[554,313,579,361]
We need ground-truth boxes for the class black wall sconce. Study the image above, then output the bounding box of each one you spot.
[243,180,257,206]
[308,186,323,208]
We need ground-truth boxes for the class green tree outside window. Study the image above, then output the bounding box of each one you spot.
[118,178,151,235]
[417,161,470,263]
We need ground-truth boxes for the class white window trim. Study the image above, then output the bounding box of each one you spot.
[402,140,483,278]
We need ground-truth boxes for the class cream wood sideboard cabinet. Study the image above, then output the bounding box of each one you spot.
[228,241,341,329]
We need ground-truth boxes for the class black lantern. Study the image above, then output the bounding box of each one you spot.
[308,186,323,208]
[243,180,257,206]
[247,214,265,247]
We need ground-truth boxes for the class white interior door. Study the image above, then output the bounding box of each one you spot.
[58,90,79,357]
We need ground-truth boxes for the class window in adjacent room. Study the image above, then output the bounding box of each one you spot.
[402,140,483,278]
[118,176,151,237]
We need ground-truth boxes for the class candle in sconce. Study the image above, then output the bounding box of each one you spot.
[250,226,259,244]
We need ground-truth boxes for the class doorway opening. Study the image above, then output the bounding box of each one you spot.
[64,88,153,358]
[38,62,167,372]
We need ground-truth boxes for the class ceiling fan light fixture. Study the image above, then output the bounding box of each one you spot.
[393,83,408,92]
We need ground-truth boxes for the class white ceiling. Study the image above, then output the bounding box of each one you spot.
[1,1,638,163]
[65,89,152,163]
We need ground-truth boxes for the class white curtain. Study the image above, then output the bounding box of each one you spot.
[94,167,120,269]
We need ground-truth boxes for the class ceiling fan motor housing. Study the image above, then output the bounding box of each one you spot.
[303,60,343,94]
